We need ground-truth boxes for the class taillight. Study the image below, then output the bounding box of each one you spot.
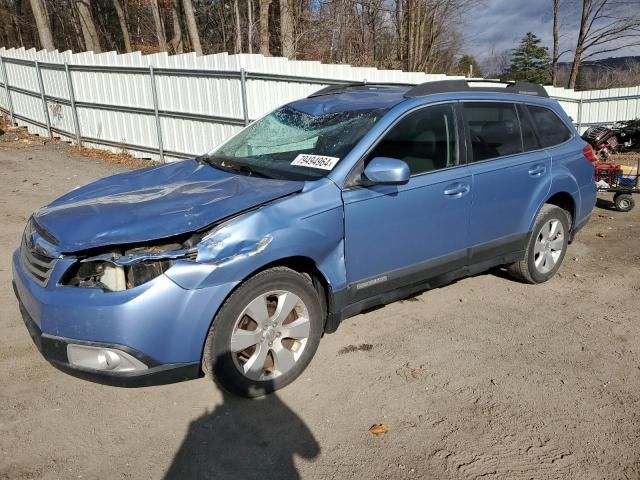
[583,144,596,162]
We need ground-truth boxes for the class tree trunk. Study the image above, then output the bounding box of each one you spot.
[247,0,253,54]
[150,0,167,52]
[551,0,559,86]
[76,0,102,52]
[28,0,55,50]
[279,0,294,58]
[217,0,228,51]
[395,0,403,64]
[169,0,184,53]
[182,0,202,54]
[568,0,590,89]
[112,0,132,52]
[233,0,241,53]
[259,0,271,55]
[69,2,85,50]
[11,0,26,47]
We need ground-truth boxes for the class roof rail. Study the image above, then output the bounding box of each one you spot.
[404,79,549,98]
[308,82,415,98]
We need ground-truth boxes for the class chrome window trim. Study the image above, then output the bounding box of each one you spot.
[459,99,576,166]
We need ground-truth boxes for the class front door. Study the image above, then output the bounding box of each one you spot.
[342,103,471,302]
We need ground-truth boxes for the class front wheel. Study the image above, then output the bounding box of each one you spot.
[614,193,635,212]
[203,267,323,397]
[507,204,570,284]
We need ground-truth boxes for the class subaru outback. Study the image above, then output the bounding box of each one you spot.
[12,79,596,397]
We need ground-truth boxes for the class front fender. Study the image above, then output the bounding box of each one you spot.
[165,179,346,293]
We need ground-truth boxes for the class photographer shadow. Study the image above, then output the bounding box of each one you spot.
[164,376,319,480]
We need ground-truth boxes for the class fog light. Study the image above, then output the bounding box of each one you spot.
[67,344,148,372]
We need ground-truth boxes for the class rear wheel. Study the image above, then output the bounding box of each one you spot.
[614,193,635,212]
[507,204,570,284]
[203,267,323,397]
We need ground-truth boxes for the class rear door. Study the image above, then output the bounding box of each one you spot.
[463,102,551,261]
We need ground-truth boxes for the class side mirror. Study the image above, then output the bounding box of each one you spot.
[363,157,410,186]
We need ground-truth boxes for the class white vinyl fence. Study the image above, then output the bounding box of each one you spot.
[1,46,639,162]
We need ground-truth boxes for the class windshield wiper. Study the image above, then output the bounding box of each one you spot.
[197,154,272,179]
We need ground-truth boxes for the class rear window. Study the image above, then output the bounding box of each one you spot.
[527,105,572,147]
[462,103,523,161]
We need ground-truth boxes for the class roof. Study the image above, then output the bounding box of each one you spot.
[286,80,550,116]
[287,85,412,116]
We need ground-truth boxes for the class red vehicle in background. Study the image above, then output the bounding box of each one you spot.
[582,135,639,212]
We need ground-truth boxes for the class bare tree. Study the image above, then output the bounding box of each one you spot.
[233,0,242,52]
[28,0,55,50]
[568,0,640,89]
[149,0,167,51]
[112,0,132,52]
[551,0,560,85]
[247,0,253,54]
[76,0,102,52]
[259,0,271,55]
[481,46,511,78]
[280,0,295,57]
[182,0,202,54]
[403,0,468,73]
[169,0,184,53]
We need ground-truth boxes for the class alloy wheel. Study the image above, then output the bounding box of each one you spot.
[230,290,311,381]
[533,218,565,274]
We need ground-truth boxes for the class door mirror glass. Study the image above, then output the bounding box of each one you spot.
[363,157,410,185]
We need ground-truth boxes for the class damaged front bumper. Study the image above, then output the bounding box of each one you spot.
[13,289,201,387]
[12,246,237,387]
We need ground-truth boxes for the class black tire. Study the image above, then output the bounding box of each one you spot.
[202,267,323,398]
[507,204,570,284]
[613,193,635,212]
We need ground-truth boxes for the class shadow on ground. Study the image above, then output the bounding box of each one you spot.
[164,380,319,480]
[596,197,616,211]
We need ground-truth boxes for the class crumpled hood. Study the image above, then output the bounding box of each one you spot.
[33,159,304,253]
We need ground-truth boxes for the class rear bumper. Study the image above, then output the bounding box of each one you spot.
[14,282,201,387]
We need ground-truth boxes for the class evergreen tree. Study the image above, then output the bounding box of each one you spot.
[508,32,550,84]
[453,54,483,78]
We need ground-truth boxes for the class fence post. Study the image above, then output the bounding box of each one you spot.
[240,68,249,126]
[149,65,165,162]
[64,62,82,147]
[577,96,583,132]
[0,56,15,125]
[34,60,52,137]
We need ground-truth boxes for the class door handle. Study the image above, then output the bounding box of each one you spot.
[443,183,470,197]
[528,165,546,177]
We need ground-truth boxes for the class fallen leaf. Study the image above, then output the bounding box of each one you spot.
[369,424,390,436]
[596,232,607,238]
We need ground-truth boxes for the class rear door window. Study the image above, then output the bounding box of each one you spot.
[527,105,572,147]
[462,103,523,161]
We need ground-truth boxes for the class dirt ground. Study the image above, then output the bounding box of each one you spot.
[1,130,640,480]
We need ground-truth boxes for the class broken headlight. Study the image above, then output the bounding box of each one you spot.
[63,242,196,291]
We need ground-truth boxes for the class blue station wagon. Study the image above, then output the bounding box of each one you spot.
[12,80,596,396]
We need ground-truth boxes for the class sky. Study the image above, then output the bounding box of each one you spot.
[463,0,640,66]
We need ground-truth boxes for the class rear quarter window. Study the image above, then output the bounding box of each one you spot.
[527,105,573,148]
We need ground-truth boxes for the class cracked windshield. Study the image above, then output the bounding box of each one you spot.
[209,106,387,180]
